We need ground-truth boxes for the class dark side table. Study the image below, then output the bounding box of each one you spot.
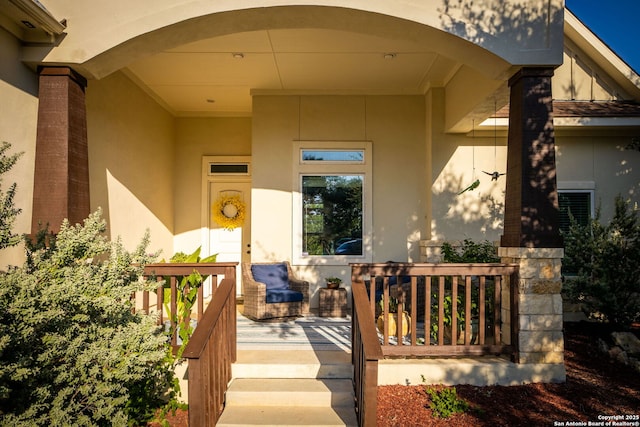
[318,287,348,317]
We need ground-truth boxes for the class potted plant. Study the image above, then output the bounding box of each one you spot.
[325,277,342,289]
[377,296,411,337]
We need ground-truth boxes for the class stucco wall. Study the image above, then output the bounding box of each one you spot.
[86,71,175,256]
[251,94,427,286]
[173,117,252,254]
[0,27,38,268]
[556,131,640,221]
[428,87,507,244]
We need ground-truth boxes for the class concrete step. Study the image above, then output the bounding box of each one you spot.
[225,378,354,407]
[233,350,352,379]
[220,349,357,426]
[216,405,358,427]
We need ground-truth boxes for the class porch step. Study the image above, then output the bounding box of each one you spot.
[218,349,357,426]
[225,378,354,407]
[233,349,352,379]
[215,405,358,427]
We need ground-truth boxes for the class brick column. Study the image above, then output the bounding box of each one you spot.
[32,67,90,234]
[501,67,562,249]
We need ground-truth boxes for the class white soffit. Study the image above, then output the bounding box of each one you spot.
[125,28,460,117]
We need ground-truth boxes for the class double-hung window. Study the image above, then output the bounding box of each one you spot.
[293,142,372,264]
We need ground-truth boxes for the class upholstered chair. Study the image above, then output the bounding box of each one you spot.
[242,261,310,320]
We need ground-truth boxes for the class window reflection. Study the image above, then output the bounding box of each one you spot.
[302,150,364,162]
[302,175,363,255]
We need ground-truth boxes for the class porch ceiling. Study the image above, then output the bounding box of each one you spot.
[124,28,462,117]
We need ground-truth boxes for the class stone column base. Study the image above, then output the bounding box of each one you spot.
[499,247,565,373]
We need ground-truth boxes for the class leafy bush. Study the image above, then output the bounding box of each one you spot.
[0,141,22,250]
[0,211,177,426]
[432,239,499,342]
[423,382,469,418]
[562,195,640,328]
[441,238,500,263]
[164,246,216,358]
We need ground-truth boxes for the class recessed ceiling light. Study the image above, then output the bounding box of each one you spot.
[232,53,244,59]
[383,53,397,59]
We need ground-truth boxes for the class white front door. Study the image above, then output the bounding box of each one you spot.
[207,179,251,296]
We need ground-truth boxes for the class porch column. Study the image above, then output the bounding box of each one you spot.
[500,67,565,380]
[31,67,90,234]
[501,67,562,249]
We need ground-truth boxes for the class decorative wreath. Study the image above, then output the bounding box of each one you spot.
[212,194,246,230]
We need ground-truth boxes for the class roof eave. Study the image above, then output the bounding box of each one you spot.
[564,8,640,101]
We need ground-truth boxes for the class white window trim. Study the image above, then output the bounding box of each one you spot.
[292,141,373,265]
[557,183,596,222]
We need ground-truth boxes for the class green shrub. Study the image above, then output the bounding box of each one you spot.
[0,211,177,426]
[433,239,499,342]
[441,238,500,263]
[562,195,640,328]
[423,383,469,418]
[163,246,217,358]
[0,141,22,250]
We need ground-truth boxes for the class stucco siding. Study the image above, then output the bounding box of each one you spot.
[251,94,427,266]
[173,117,252,254]
[556,133,640,221]
[0,27,38,268]
[86,71,174,256]
[251,95,299,262]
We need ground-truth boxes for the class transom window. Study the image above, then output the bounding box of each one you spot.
[301,149,364,163]
[293,142,372,264]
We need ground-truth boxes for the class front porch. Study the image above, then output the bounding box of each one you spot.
[139,256,566,426]
[234,309,562,387]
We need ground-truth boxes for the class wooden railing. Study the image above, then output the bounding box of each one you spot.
[351,262,519,426]
[351,263,519,358]
[183,274,236,427]
[351,280,384,427]
[137,263,237,426]
[138,263,236,348]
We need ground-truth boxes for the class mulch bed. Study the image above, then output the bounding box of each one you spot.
[377,321,640,426]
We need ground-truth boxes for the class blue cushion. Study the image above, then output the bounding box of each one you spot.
[266,289,304,304]
[251,263,290,290]
[389,275,411,286]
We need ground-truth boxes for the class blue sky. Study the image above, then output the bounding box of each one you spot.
[565,0,640,73]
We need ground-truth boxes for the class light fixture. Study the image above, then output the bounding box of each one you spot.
[383,53,397,60]
[232,53,245,59]
[9,0,66,35]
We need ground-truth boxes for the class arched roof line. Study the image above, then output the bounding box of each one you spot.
[28,4,561,80]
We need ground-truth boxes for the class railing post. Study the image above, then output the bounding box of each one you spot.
[350,269,383,427]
